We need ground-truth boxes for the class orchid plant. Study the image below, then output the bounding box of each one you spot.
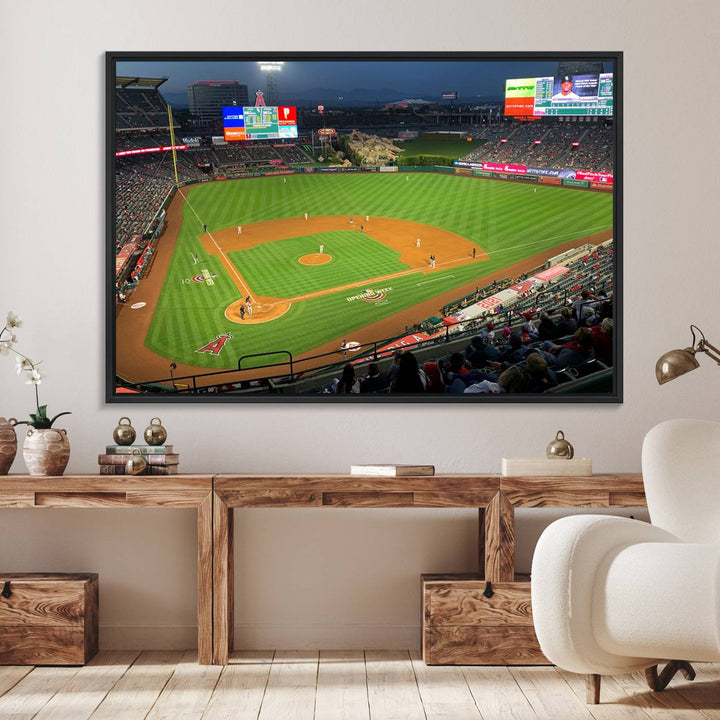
[0,312,71,429]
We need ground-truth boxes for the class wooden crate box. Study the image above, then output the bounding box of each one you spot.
[0,573,98,665]
[422,573,548,665]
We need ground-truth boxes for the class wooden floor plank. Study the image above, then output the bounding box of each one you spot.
[226,650,275,665]
[0,665,80,719]
[202,651,273,720]
[556,668,653,719]
[1,653,716,720]
[669,663,720,720]
[88,650,184,720]
[257,651,319,720]
[410,649,483,719]
[314,650,369,720]
[0,667,33,698]
[510,666,596,720]
[33,651,140,720]
[597,670,701,719]
[365,650,425,720]
[462,665,538,720]
[145,649,223,720]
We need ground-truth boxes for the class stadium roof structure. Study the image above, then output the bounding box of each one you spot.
[116,76,168,89]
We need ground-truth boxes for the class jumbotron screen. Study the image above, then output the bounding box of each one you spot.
[223,106,298,141]
[504,73,613,117]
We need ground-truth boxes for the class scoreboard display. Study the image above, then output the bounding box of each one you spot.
[504,73,613,117]
[223,106,298,141]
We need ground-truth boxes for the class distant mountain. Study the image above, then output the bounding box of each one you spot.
[158,87,502,109]
[279,87,421,106]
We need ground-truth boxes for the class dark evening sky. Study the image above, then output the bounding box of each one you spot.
[116,57,609,104]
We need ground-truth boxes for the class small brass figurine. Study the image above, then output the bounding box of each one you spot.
[546,430,574,459]
[125,448,147,475]
[144,417,167,446]
[112,417,136,446]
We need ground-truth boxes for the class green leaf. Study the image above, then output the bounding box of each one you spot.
[48,411,72,427]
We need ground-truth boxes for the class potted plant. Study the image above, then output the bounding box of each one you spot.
[0,312,71,475]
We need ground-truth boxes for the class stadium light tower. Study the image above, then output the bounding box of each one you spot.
[258,61,283,106]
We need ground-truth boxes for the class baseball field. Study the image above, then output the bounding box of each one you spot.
[116,171,612,384]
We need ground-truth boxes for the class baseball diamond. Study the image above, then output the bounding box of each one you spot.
[116,172,612,384]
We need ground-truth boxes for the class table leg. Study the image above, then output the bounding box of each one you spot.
[483,492,515,582]
[213,492,234,665]
[197,492,213,665]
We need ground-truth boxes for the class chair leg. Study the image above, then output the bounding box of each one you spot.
[586,674,601,704]
[645,661,696,692]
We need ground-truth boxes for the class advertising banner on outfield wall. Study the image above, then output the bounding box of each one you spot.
[563,178,590,188]
[591,181,613,191]
[380,166,399,173]
[527,166,576,179]
[539,176,563,185]
[482,162,527,174]
[576,170,613,183]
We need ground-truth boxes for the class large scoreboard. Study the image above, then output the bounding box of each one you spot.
[223,106,298,141]
[504,73,613,117]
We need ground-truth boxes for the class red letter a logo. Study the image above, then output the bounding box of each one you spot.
[196,332,233,355]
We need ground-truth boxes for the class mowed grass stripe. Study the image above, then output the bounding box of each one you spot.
[232,231,408,298]
[143,173,612,369]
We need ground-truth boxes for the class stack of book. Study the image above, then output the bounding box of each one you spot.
[98,445,180,475]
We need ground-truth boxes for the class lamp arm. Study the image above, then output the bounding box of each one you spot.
[698,339,720,365]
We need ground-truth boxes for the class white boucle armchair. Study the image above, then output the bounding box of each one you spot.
[531,418,720,703]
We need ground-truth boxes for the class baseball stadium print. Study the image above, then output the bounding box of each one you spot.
[107,52,622,402]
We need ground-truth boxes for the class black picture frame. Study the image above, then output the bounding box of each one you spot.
[107,51,622,403]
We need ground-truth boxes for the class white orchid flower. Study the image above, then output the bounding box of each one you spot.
[16,356,33,373]
[0,341,10,356]
[25,368,46,385]
[6,312,22,329]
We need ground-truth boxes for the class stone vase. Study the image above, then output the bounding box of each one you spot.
[0,417,18,475]
[22,427,70,476]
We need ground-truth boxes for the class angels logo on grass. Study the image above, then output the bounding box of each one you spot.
[196,332,233,356]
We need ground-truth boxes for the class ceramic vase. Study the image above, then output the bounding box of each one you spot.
[22,427,70,476]
[0,417,18,475]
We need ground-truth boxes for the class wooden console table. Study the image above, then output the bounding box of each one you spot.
[1,473,647,666]
[0,475,214,665]
[212,473,645,665]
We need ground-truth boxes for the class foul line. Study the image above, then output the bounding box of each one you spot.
[417,275,455,286]
[181,189,252,298]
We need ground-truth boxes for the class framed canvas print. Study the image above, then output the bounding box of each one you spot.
[107,51,622,403]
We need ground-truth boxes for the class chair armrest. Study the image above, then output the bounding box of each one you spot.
[531,515,679,674]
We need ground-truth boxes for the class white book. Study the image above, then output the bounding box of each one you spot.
[350,464,435,477]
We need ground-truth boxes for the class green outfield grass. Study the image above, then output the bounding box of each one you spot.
[142,172,613,372]
[398,137,485,159]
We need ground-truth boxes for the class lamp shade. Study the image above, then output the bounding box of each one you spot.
[655,348,700,385]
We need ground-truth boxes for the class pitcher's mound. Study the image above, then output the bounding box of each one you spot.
[299,253,331,265]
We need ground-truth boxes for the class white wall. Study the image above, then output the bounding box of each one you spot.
[1,0,719,650]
